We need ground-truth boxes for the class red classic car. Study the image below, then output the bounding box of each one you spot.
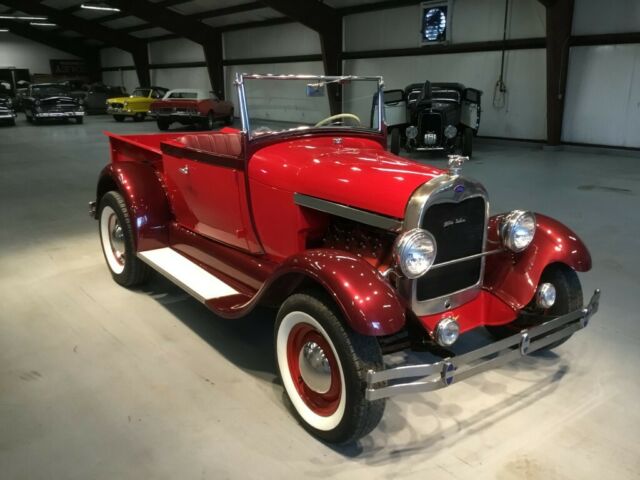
[91,74,600,444]
[149,88,234,131]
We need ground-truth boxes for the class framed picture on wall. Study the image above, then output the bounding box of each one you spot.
[420,0,453,45]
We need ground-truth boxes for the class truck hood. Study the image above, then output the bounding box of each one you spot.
[107,96,148,104]
[249,135,445,219]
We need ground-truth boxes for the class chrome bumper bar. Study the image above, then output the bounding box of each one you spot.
[366,289,601,401]
[35,111,84,117]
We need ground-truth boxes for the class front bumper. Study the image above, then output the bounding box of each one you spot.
[34,111,84,118]
[0,112,16,119]
[151,111,204,121]
[107,108,147,116]
[366,289,601,401]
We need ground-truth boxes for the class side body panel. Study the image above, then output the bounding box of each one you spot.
[484,213,592,310]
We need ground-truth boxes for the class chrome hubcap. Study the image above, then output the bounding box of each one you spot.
[108,214,125,265]
[298,341,332,394]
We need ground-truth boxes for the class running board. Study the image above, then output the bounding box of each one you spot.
[138,247,239,303]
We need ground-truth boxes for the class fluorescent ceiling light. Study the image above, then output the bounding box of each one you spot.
[0,15,48,21]
[80,3,121,12]
[30,22,57,27]
[0,29,9,32]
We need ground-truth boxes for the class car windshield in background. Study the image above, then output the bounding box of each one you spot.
[32,85,68,97]
[132,89,151,97]
[168,92,198,99]
[239,75,383,138]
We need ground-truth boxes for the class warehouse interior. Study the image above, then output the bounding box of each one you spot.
[0,1,638,479]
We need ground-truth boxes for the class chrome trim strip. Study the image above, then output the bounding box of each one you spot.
[294,193,402,232]
[401,174,490,316]
[430,248,502,270]
[365,289,600,401]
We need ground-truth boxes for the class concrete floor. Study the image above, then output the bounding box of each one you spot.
[0,115,638,480]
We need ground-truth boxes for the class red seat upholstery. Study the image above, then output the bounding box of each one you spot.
[177,132,242,157]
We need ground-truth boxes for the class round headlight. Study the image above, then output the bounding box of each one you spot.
[123,101,128,107]
[444,124,457,139]
[35,99,40,106]
[393,228,437,279]
[501,210,536,252]
[405,125,418,140]
[435,317,460,346]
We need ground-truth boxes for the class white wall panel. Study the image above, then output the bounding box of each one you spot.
[149,38,204,64]
[224,23,320,59]
[345,48,547,140]
[151,67,211,91]
[0,33,79,74]
[344,0,545,51]
[573,0,640,35]
[100,47,133,68]
[563,44,640,148]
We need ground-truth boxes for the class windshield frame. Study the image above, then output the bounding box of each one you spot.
[234,73,385,141]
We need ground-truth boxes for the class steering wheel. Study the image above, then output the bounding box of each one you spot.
[314,113,361,127]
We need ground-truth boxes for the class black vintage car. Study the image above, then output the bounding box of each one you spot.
[381,81,482,157]
[0,92,17,126]
[22,83,85,124]
[70,84,127,114]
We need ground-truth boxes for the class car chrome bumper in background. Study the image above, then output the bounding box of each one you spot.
[35,111,84,118]
[365,289,601,401]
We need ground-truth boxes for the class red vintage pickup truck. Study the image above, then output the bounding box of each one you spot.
[92,74,600,444]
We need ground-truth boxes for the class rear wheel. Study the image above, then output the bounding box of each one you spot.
[113,115,125,122]
[275,290,385,444]
[98,191,150,287]
[390,128,401,155]
[486,264,583,351]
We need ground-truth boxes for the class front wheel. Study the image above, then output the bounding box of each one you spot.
[461,126,473,157]
[390,128,401,155]
[113,115,125,122]
[486,264,583,351]
[157,118,170,131]
[275,291,385,444]
[225,109,234,126]
[75,116,84,124]
[204,111,215,130]
[98,191,150,287]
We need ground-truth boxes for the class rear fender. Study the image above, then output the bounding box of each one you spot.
[262,249,406,336]
[484,213,592,310]
[96,163,172,251]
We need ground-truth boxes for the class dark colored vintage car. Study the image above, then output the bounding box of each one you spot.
[71,84,127,114]
[380,81,482,157]
[0,92,17,126]
[91,74,599,444]
[22,83,85,124]
[149,88,234,130]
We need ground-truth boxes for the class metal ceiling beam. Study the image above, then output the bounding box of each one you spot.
[1,0,150,86]
[107,0,225,96]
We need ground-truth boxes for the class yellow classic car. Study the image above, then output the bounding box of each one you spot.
[106,86,168,122]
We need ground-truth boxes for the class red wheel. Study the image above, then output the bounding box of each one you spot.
[275,291,385,444]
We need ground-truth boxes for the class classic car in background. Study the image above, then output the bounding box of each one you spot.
[0,91,17,126]
[149,89,234,131]
[376,81,482,157]
[22,83,85,124]
[71,84,127,114]
[106,86,168,122]
[92,74,599,444]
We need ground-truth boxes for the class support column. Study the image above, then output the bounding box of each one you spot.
[203,32,225,99]
[321,24,343,115]
[544,0,574,146]
[132,46,150,87]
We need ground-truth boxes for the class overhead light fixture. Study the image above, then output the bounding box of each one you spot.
[0,29,9,32]
[30,22,57,27]
[80,2,121,12]
[0,15,48,21]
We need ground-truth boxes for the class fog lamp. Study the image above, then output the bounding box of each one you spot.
[406,125,418,139]
[444,124,457,139]
[435,317,460,346]
[535,282,556,309]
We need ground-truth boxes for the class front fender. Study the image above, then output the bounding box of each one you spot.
[484,213,592,309]
[270,250,407,336]
[96,163,172,251]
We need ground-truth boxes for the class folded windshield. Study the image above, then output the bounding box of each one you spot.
[236,74,383,138]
